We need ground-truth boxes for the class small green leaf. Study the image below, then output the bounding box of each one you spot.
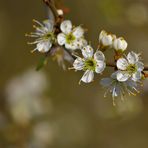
[36,57,48,71]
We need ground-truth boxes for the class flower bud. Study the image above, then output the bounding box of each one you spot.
[57,9,64,16]
[99,30,116,50]
[113,37,128,52]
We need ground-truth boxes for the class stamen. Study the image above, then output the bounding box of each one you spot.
[25,34,39,38]
[33,26,46,34]
[79,79,82,85]
[68,67,75,70]
[33,19,44,28]
[133,87,140,93]
[30,48,37,53]
[112,96,116,106]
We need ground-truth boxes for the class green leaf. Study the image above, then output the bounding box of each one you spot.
[36,57,48,71]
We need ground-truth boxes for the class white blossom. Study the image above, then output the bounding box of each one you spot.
[57,20,87,50]
[99,30,116,48]
[73,45,106,83]
[100,72,142,106]
[5,69,50,124]
[27,19,55,53]
[116,51,144,82]
[113,37,128,52]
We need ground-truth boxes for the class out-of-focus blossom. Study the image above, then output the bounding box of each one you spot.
[30,122,56,147]
[5,69,52,125]
[100,72,142,105]
[50,46,74,70]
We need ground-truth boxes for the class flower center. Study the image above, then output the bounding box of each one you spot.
[127,64,137,74]
[43,32,55,41]
[66,33,76,44]
[84,58,97,71]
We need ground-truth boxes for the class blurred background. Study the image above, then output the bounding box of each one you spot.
[0,0,148,147]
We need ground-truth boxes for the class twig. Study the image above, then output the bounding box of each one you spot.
[43,0,59,20]
[106,62,116,68]
[144,66,148,71]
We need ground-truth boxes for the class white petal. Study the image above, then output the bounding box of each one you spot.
[37,41,52,53]
[121,40,128,50]
[101,35,113,46]
[65,43,77,50]
[94,51,105,62]
[113,38,128,51]
[100,78,113,87]
[127,51,139,64]
[60,20,72,34]
[72,26,84,38]
[111,71,118,79]
[132,72,142,81]
[125,79,137,88]
[136,61,144,71]
[112,87,117,97]
[43,20,54,32]
[82,45,94,59]
[117,71,130,82]
[57,33,66,45]
[95,61,106,73]
[112,86,120,97]
[73,58,84,70]
[81,70,94,83]
[99,30,107,42]
[117,58,128,70]
[73,38,87,49]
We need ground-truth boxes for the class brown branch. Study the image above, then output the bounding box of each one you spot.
[43,0,59,20]
[144,73,148,78]
[144,66,148,71]
[106,62,116,68]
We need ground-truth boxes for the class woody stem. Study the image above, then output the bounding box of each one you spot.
[43,0,59,20]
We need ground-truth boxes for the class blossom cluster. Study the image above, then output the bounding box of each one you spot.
[27,19,87,52]
[27,10,146,105]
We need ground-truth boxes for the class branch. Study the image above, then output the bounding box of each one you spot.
[144,66,148,71]
[43,0,59,20]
